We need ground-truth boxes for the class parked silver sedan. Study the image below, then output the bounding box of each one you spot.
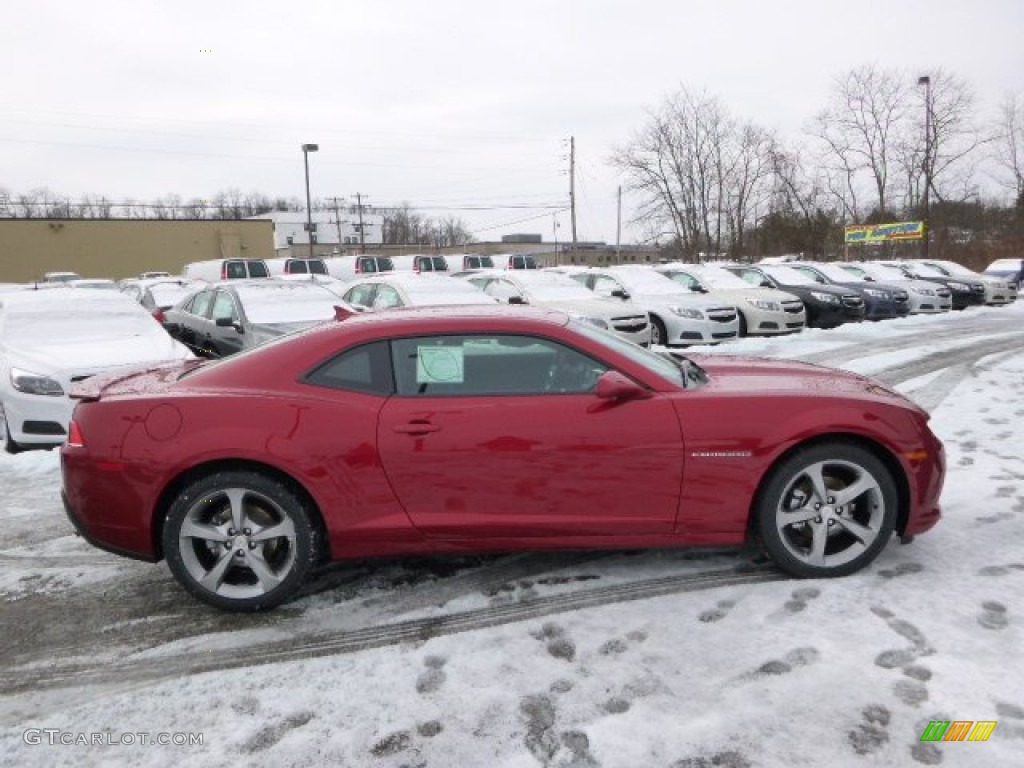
[460,270,651,346]
[341,273,498,310]
[558,265,739,346]
[839,262,951,313]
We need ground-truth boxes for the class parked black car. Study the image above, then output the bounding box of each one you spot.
[878,260,985,310]
[787,262,910,320]
[163,280,344,358]
[724,264,866,328]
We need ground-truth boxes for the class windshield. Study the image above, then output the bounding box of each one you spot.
[928,261,972,276]
[569,318,705,389]
[150,283,198,308]
[613,269,691,295]
[860,263,907,281]
[806,263,855,282]
[763,265,818,285]
[517,275,599,301]
[236,284,342,324]
[696,266,754,290]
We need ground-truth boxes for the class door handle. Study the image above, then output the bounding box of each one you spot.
[394,421,441,435]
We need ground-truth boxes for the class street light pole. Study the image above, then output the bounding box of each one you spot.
[917,76,931,260]
[301,143,319,259]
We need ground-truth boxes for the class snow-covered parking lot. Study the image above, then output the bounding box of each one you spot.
[2,302,1023,768]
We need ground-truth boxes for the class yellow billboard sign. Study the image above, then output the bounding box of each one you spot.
[845,221,924,244]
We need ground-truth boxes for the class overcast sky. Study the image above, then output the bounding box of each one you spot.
[2,0,1022,244]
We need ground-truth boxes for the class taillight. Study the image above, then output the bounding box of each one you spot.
[220,264,228,279]
[67,420,85,448]
[153,309,166,324]
[355,259,363,274]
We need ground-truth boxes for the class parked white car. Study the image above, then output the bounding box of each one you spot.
[0,289,193,451]
[340,273,498,310]
[324,254,395,280]
[460,270,651,346]
[654,263,806,336]
[557,265,740,346]
[839,262,952,313]
[920,259,1017,305]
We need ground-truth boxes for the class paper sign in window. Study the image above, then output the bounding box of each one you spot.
[417,346,464,383]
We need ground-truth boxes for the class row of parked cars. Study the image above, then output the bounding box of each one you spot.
[0,254,1018,453]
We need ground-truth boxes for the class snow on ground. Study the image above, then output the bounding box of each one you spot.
[1,303,1023,767]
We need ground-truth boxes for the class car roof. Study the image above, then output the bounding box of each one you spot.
[336,303,568,331]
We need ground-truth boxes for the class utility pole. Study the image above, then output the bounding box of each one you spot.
[356,192,366,254]
[569,136,577,246]
[918,75,932,260]
[615,185,622,262]
[330,197,344,253]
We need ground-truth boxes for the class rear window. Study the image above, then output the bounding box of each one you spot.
[246,260,269,278]
[417,256,448,272]
[467,256,493,269]
[359,257,394,274]
[285,259,328,275]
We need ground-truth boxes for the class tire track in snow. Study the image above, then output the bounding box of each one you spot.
[0,563,782,702]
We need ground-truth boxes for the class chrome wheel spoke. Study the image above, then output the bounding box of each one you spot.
[835,515,877,545]
[247,550,283,591]
[199,549,235,592]
[808,522,828,566]
[804,462,830,504]
[250,519,296,543]
[779,507,819,527]
[179,519,224,544]
[225,488,247,532]
[834,475,878,506]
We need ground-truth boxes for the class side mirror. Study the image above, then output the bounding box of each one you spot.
[215,317,244,333]
[760,279,773,289]
[595,371,651,402]
[508,295,526,305]
[610,288,630,300]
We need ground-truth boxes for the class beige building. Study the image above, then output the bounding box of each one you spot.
[0,219,274,282]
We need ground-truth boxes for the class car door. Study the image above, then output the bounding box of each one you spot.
[208,290,245,357]
[376,333,684,539]
[170,290,213,354]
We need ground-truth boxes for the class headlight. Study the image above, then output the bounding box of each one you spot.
[668,305,704,319]
[863,288,889,299]
[948,281,969,291]
[10,368,64,396]
[911,287,935,296]
[580,316,609,329]
[809,291,839,304]
[747,298,781,311]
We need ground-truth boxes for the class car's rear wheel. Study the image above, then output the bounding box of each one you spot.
[163,471,319,611]
[650,316,668,346]
[756,442,897,578]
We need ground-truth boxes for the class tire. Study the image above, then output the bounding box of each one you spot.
[163,470,319,611]
[0,403,22,454]
[755,442,897,578]
[650,316,668,347]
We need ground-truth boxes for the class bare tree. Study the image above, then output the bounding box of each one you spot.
[812,65,909,219]
[993,92,1024,204]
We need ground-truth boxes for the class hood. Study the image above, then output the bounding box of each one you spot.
[7,334,192,377]
[688,354,926,414]
[531,298,646,321]
[693,287,801,304]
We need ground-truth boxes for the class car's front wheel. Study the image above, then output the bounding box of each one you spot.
[163,471,319,611]
[0,403,22,454]
[650,316,668,347]
[756,442,897,578]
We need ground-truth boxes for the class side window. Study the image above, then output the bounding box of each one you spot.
[390,335,608,397]
[190,290,214,318]
[668,272,700,291]
[246,261,269,278]
[373,285,403,309]
[305,341,393,396]
[482,279,522,302]
[211,292,239,323]
[343,284,377,308]
[591,275,622,297]
[511,256,525,269]
[121,285,142,301]
[224,261,247,279]
[286,260,308,274]
[736,270,762,286]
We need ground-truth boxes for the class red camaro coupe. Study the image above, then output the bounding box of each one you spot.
[61,305,944,611]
